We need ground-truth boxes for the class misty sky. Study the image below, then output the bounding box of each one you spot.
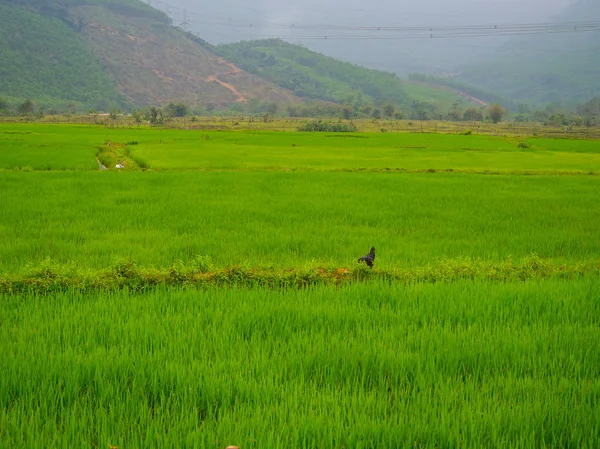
[160,0,573,38]
[145,0,576,73]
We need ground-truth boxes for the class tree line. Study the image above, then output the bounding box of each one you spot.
[1,95,597,127]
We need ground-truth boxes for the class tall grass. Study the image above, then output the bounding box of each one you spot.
[0,171,598,271]
[1,280,598,447]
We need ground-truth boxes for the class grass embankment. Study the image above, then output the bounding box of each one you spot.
[2,280,599,447]
[2,254,598,294]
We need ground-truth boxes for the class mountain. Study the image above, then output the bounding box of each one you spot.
[0,1,127,111]
[167,0,570,77]
[0,0,484,113]
[454,0,600,106]
[0,0,300,111]
[215,38,481,112]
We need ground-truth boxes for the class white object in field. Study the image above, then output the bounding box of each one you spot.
[116,163,124,169]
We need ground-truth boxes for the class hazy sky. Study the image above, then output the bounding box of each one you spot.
[146,0,577,73]
[160,0,574,36]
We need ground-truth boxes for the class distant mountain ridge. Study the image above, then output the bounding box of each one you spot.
[454,0,600,106]
[0,0,489,112]
[0,0,301,110]
[215,39,481,111]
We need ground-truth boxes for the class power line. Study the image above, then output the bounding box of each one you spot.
[194,20,600,33]
[219,25,600,41]
[139,0,600,41]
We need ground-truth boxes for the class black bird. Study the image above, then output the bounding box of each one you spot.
[358,247,375,268]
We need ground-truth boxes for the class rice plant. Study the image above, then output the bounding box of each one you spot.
[1,280,598,447]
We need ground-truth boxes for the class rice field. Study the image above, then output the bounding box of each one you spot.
[2,280,599,447]
[0,171,599,272]
[2,124,600,173]
[1,122,599,447]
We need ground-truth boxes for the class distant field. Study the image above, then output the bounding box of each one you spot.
[1,123,599,447]
[129,131,600,173]
[1,124,600,173]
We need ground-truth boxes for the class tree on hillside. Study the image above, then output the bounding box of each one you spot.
[143,107,164,124]
[488,103,506,123]
[382,102,396,118]
[448,101,463,121]
[164,102,189,118]
[341,105,354,120]
[577,97,600,121]
[410,100,437,120]
[0,97,9,114]
[18,99,35,116]
[463,107,483,122]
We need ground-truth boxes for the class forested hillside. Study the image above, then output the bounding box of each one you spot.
[0,2,127,110]
[0,0,301,111]
[217,39,409,107]
[216,39,480,112]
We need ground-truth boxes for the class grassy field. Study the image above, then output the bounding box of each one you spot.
[1,122,599,446]
[2,280,599,447]
[0,171,599,272]
[2,124,600,173]
[129,131,600,173]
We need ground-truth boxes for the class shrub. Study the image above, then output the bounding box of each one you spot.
[463,108,483,122]
[164,102,189,118]
[488,103,506,124]
[18,99,35,116]
[297,120,357,132]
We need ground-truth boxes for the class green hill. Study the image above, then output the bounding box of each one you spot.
[0,0,301,111]
[0,0,487,114]
[455,0,600,106]
[216,38,481,112]
[0,1,128,110]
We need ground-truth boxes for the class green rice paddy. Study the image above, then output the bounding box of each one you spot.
[1,122,599,447]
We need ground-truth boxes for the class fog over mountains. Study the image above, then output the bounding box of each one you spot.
[151,0,574,74]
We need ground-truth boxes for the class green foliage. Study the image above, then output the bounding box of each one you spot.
[0,3,128,111]
[142,106,164,124]
[0,255,598,294]
[8,0,169,23]
[463,107,484,121]
[164,102,189,118]
[408,73,511,107]
[382,102,396,118]
[488,103,506,124]
[577,97,600,121]
[297,120,357,132]
[217,39,409,107]
[409,100,440,120]
[0,96,8,113]
[517,141,531,149]
[16,99,35,116]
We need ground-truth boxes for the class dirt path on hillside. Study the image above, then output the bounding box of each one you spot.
[206,58,248,103]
